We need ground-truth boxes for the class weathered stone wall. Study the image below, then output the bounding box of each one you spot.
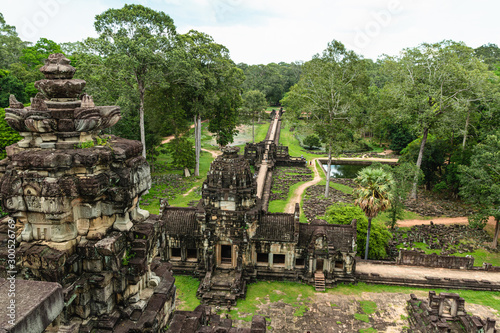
[167,305,266,333]
[407,292,497,333]
[397,250,474,269]
[0,54,176,333]
[356,270,500,291]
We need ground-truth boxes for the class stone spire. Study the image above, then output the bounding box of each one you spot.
[0,53,150,246]
[202,146,257,211]
[4,53,120,151]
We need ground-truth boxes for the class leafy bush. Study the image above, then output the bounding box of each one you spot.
[467,212,489,230]
[302,134,321,149]
[0,108,22,159]
[324,203,392,259]
[167,137,195,172]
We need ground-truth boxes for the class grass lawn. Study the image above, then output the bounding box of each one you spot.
[171,277,500,318]
[220,281,316,321]
[332,282,500,313]
[173,275,201,311]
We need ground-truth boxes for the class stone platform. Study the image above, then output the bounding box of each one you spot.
[0,279,63,333]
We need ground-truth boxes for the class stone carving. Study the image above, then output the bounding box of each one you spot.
[0,53,173,332]
[9,94,24,109]
[3,53,122,149]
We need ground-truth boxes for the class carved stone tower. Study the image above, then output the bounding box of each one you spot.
[0,54,175,332]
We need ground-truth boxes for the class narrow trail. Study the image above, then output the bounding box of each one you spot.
[201,148,221,158]
[182,149,221,197]
[284,158,321,213]
[398,216,497,229]
[161,120,208,145]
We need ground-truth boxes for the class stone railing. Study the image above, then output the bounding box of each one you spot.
[396,250,474,269]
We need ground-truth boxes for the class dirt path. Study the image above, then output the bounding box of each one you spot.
[284,159,321,213]
[398,216,497,228]
[160,120,208,145]
[201,148,221,158]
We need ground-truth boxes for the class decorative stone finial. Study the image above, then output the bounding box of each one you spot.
[30,97,49,111]
[9,95,24,109]
[39,53,76,79]
[81,94,95,108]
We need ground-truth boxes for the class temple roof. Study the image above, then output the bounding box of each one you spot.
[254,213,295,242]
[298,220,356,252]
[162,207,198,236]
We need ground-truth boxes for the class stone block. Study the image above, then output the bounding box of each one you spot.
[77,218,90,236]
[74,304,91,319]
[58,119,75,132]
[40,142,56,149]
[113,213,132,232]
[83,259,103,272]
[41,133,58,142]
[0,279,63,333]
[95,232,126,256]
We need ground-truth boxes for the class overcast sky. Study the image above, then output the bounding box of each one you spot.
[2,0,499,64]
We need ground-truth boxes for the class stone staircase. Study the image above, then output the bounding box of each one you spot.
[198,269,246,305]
[314,272,325,291]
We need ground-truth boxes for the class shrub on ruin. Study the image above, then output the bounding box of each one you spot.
[324,203,391,259]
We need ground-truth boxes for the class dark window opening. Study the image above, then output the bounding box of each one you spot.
[187,248,197,261]
[221,245,232,264]
[171,248,181,259]
[273,254,285,266]
[295,258,305,267]
[257,253,268,264]
[335,261,344,269]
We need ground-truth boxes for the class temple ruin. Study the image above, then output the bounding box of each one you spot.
[407,291,497,332]
[0,53,177,332]
[160,115,357,305]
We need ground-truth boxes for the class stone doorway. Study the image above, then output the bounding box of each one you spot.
[217,244,234,267]
[316,259,324,272]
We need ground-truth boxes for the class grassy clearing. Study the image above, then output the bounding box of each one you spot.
[173,275,201,311]
[359,300,377,315]
[222,281,315,321]
[359,328,378,333]
[354,313,370,323]
[331,282,500,313]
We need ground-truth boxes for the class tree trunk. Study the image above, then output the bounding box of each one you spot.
[198,115,202,161]
[365,217,372,260]
[194,115,200,177]
[462,109,471,150]
[325,146,332,197]
[493,217,500,249]
[252,112,255,143]
[139,86,146,159]
[410,127,429,200]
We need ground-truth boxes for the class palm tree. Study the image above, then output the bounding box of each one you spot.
[353,167,393,260]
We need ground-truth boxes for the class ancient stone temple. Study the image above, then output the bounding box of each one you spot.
[0,53,175,332]
[161,146,357,305]
[407,291,497,332]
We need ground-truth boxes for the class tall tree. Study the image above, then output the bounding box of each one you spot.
[177,30,243,175]
[241,89,268,142]
[381,41,493,199]
[353,167,393,259]
[283,40,368,197]
[85,4,177,158]
[458,131,500,248]
[0,12,26,70]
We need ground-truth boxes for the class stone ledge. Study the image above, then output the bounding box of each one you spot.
[0,279,63,333]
